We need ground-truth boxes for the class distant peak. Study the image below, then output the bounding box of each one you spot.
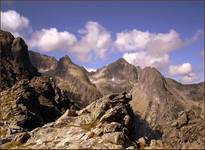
[111,58,130,66]
[59,55,73,66]
[143,66,160,74]
[59,55,72,63]
[116,58,128,63]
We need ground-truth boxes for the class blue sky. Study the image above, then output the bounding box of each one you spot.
[1,0,204,83]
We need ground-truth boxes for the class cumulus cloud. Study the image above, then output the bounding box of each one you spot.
[1,10,32,37]
[188,29,204,43]
[115,29,150,51]
[167,63,199,84]
[29,28,76,51]
[168,63,192,76]
[118,29,184,69]
[180,72,199,84]
[123,51,169,69]
[115,29,183,54]
[70,21,112,62]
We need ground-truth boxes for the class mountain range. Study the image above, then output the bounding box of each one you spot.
[0,30,204,149]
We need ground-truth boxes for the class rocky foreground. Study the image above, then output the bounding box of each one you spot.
[1,92,165,149]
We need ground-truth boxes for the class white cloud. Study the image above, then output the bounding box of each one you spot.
[168,63,192,76]
[180,72,199,84]
[123,51,169,69]
[1,10,31,37]
[115,29,150,51]
[188,29,204,42]
[70,21,112,62]
[167,63,199,84]
[115,29,183,54]
[84,67,97,72]
[29,28,76,51]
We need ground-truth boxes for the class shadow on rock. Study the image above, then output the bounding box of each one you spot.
[133,113,162,141]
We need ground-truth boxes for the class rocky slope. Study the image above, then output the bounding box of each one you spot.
[89,58,139,95]
[0,30,40,91]
[130,67,205,148]
[29,53,102,107]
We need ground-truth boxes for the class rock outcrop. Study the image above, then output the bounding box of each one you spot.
[1,92,137,149]
[0,76,78,140]
[0,30,40,91]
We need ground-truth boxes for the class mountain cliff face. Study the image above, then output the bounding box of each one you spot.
[130,67,205,148]
[89,58,139,95]
[0,30,40,91]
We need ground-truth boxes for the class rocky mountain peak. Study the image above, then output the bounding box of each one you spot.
[115,57,128,64]
[88,58,138,95]
[59,55,73,66]
[99,58,137,79]
[11,37,30,65]
[108,58,131,69]
[0,30,14,57]
[0,30,40,91]
[139,67,165,88]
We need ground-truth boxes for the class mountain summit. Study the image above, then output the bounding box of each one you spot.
[89,58,138,95]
